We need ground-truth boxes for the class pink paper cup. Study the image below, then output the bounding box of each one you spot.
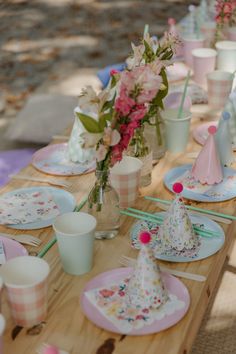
[192,48,217,86]
[0,256,50,327]
[183,36,205,68]
[227,27,236,41]
[200,22,216,47]
[207,70,234,110]
[0,314,5,354]
[110,156,143,208]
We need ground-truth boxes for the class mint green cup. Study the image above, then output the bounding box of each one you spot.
[162,109,192,153]
[53,212,97,275]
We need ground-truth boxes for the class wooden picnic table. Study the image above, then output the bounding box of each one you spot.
[1,107,236,354]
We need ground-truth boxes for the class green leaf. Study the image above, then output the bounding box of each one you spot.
[76,112,102,133]
[98,113,112,130]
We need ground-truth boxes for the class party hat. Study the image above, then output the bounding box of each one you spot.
[197,0,210,26]
[224,91,236,145]
[66,106,96,163]
[125,231,168,309]
[160,183,198,252]
[216,111,235,166]
[191,125,223,184]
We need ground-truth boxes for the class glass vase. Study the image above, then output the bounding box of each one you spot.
[87,169,120,240]
[144,111,166,163]
[128,126,152,187]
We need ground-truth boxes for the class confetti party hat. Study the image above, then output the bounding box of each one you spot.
[216,111,235,166]
[225,91,236,145]
[197,0,210,25]
[125,231,168,309]
[191,125,223,184]
[160,183,198,252]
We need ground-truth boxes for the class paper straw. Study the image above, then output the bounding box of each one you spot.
[177,70,191,119]
[144,196,236,221]
[144,24,149,36]
[37,195,88,258]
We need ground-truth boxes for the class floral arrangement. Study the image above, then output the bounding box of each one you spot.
[215,0,236,40]
[77,31,180,177]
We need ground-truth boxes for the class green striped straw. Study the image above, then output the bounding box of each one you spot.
[177,70,191,119]
[144,195,236,221]
[144,24,149,36]
[121,208,222,238]
[38,195,88,258]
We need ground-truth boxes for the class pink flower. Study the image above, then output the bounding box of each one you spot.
[110,69,119,76]
[111,145,123,165]
[96,144,108,162]
[114,88,136,116]
[129,106,147,121]
[103,127,121,146]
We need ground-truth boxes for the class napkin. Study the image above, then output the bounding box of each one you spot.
[0,190,60,225]
[85,277,185,333]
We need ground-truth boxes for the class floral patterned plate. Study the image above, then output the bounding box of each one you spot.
[32,143,95,176]
[3,186,76,230]
[193,121,236,150]
[130,212,225,262]
[164,164,236,202]
[81,267,190,335]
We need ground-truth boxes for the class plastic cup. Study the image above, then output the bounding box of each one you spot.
[183,36,205,68]
[53,212,97,276]
[192,48,217,86]
[110,156,143,208]
[0,256,50,327]
[162,108,192,153]
[207,70,234,110]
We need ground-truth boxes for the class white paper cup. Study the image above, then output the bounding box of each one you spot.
[53,212,97,276]
[110,156,143,208]
[162,109,192,153]
[192,48,217,86]
[215,41,236,72]
[0,256,50,327]
[207,70,234,110]
[183,36,205,68]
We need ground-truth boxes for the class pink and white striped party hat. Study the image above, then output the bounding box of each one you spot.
[191,125,223,184]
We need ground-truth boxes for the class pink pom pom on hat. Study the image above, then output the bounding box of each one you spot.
[173,182,183,194]
[42,346,59,354]
[191,125,223,185]
[139,231,151,244]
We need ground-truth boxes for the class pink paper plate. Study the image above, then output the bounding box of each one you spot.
[32,143,95,176]
[81,267,190,335]
[0,236,28,260]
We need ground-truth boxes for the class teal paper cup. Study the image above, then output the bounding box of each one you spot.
[162,109,192,153]
[53,212,97,276]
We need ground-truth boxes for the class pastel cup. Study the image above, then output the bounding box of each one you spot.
[183,36,205,68]
[227,27,236,41]
[110,156,143,208]
[53,212,97,276]
[0,256,50,327]
[162,109,192,153]
[207,70,234,110]
[0,314,5,354]
[200,22,216,47]
[192,48,217,86]
[215,41,236,72]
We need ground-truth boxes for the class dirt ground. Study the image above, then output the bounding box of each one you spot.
[0,0,197,150]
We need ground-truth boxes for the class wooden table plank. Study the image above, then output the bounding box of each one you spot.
[1,112,236,354]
